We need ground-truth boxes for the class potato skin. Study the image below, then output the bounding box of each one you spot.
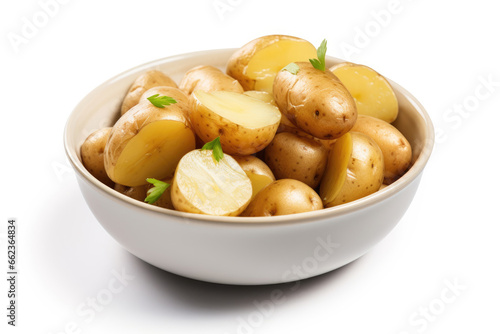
[264,132,328,189]
[121,70,177,115]
[242,179,323,217]
[80,127,114,188]
[351,115,412,184]
[273,62,357,140]
[139,86,191,120]
[227,35,314,91]
[114,184,148,201]
[232,155,275,181]
[189,92,280,155]
[179,65,244,95]
[327,132,384,207]
[104,101,194,185]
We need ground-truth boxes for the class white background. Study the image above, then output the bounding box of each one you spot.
[1,0,499,333]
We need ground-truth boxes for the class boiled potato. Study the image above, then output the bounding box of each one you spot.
[147,178,174,209]
[139,86,190,119]
[352,115,412,184]
[273,62,357,140]
[114,184,148,201]
[190,91,281,155]
[227,35,317,93]
[323,132,384,207]
[104,101,196,187]
[264,132,328,189]
[243,90,276,105]
[179,65,244,95]
[171,150,252,216]
[80,127,114,188]
[121,70,177,115]
[330,63,398,123]
[232,155,275,198]
[242,179,323,217]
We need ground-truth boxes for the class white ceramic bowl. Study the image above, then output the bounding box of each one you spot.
[64,49,434,285]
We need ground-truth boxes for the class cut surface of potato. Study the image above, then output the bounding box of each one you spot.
[243,90,276,105]
[105,102,195,187]
[330,63,398,123]
[232,155,275,198]
[320,132,353,206]
[227,35,317,93]
[190,91,281,155]
[171,150,252,216]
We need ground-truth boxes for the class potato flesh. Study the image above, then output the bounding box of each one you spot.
[113,120,195,186]
[246,40,317,93]
[173,150,252,216]
[246,172,273,198]
[332,64,398,123]
[194,91,281,129]
[320,132,353,205]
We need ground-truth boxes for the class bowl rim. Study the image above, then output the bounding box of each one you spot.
[64,48,434,226]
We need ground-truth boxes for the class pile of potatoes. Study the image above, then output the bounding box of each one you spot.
[80,34,412,217]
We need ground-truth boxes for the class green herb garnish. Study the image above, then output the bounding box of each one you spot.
[144,178,170,204]
[309,39,327,71]
[201,136,224,162]
[147,94,177,108]
[282,62,300,75]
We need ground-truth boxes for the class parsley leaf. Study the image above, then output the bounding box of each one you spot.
[201,136,224,162]
[309,39,327,71]
[147,94,177,108]
[282,62,300,75]
[144,178,170,204]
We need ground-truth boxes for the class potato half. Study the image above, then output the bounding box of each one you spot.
[242,179,323,217]
[80,127,114,188]
[190,91,281,155]
[121,70,177,115]
[180,65,244,95]
[232,155,275,199]
[171,150,252,216]
[139,86,191,119]
[104,101,196,187]
[227,35,317,93]
[330,63,398,123]
[273,62,357,140]
[352,115,412,184]
[264,132,328,189]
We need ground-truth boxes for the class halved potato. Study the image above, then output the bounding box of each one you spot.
[330,63,398,123]
[104,101,196,187]
[171,150,252,216]
[179,65,244,95]
[243,90,276,105]
[121,70,177,115]
[190,91,281,155]
[227,35,317,93]
[232,155,275,198]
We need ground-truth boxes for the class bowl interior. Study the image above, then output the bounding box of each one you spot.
[64,49,434,224]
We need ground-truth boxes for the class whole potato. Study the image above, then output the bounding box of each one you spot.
[140,86,191,119]
[80,127,114,188]
[242,179,323,217]
[114,184,148,201]
[352,115,412,184]
[121,70,177,115]
[179,65,244,95]
[264,132,328,189]
[273,62,357,140]
[326,132,384,207]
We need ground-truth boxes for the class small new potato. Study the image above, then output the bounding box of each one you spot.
[232,155,275,198]
[139,86,191,119]
[227,35,317,93]
[242,179,323,217]
[326,132,384,207]
[80,127,114,188]
[273,62,357,140]
[352,115,412,184]
[264,132,328,189]
[179,65,244,95]
[121,70,177,115]
[114,184,148,201]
